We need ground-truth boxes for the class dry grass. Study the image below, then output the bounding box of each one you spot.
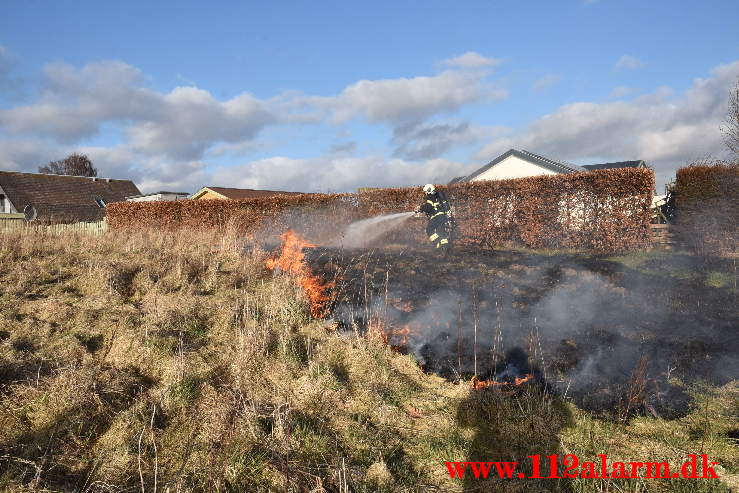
[0,229,735,492]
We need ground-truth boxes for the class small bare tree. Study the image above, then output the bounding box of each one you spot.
[721,76,739,158]
[38,153,98,177]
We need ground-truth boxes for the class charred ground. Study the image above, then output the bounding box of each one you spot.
[307,245,738,419]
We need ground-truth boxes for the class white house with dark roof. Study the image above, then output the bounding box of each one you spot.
[449,149,647,184]
[447,149,656,227]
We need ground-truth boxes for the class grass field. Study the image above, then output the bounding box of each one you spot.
[0,229,736,492]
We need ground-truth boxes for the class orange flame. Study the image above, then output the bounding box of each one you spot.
[392,325,412,346]
[389,298,413,313]
[266,230,334,318]
[470,374,534,391]
[366,318,414,350]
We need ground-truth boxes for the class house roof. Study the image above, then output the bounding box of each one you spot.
[0,171,140,222]
[452,148,585,184]
[581,160,646,171]
[190,186,306,200]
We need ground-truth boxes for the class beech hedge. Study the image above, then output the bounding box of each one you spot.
[675,160,739,256]
[107,167,655,253]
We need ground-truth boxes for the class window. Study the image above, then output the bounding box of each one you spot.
[94,197,106,208]
[0,194,5,213]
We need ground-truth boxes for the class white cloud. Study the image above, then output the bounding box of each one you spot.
[608,86,639,99]
[614,55,646,71]
[1,57,506,169]
[0,60,275,158]
[391,121,501,161]
[0,56,510,192]
[441,52,503,69]
[208,155,477,193]
[313,69,507,125]
[0,138,58,172]
[5,52,735,196]
[532,73,561,94]
[132,159,209,194]
[475,60,739,187]
[0,45,24,101]
[125,88,274,159]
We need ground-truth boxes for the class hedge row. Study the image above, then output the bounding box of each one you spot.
[675,160,739,256]
[359,167,654,251]
[107,167,655,252]
[107,193,361,245]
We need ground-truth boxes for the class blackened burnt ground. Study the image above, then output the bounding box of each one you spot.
[306,245,738,419]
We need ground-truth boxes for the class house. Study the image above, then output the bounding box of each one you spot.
[126,191,190,202]
[190,186,305,200]
[0,171,140,222]
[448,148,647,184]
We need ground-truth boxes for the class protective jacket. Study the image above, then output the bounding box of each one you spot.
[419,190,452,252]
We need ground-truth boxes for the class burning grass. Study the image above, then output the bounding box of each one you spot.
[0,229,735,492]
[265,230,335,318]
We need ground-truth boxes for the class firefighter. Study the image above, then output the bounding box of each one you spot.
[416,184,453,255]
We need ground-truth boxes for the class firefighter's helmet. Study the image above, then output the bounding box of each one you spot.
[423,184,436,195]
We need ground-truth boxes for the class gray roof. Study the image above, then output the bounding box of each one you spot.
[450,149,585,184]
[582,160,646,171]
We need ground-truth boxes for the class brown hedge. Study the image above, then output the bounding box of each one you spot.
[357,167,654,252]
[108,167,654,253]
[675,160,739,256]
[107,193,361,245]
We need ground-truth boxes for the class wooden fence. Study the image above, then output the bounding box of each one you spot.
[650,223,675,249]
[0,214,108,235]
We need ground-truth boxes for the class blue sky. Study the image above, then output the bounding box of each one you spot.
[1,0,738,193]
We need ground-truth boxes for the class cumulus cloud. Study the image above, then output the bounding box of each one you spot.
[0,45,24,101]
[0,60,274,158]
[532,73,561,94]
[391,120,498,161]
[132,158,209,194]
[608,86,640,99]
[208,155,477,193]
[312,70,507,125]
[614,55,646,71]
[125,88,274,159]
[302,60,507,160]
[328,141,357,155]
[0,55,508,192]
[6,52,735,196]
[0,138,59,172]
[1,56,506,177]
[441,51,503,69]
[475,60,739,186]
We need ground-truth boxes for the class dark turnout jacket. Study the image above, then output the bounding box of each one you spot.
[419,190,451,218]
